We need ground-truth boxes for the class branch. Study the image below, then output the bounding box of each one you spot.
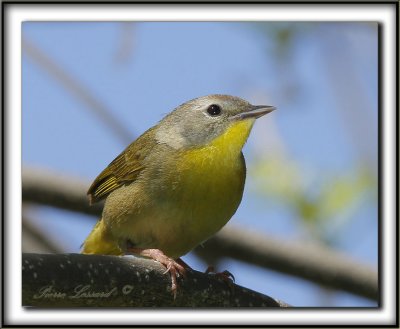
[22,167,102,217]
[22,253,288,307]
[194,227,378,301]
[22,167,378,301]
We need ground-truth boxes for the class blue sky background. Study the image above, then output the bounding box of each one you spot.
[22,22,378,307]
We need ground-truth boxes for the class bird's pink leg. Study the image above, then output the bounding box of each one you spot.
[127,247,187,298]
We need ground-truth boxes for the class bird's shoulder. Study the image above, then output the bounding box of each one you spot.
[87,127,157,204]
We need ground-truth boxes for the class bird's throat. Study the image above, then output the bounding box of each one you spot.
[207,119,255,156]
[178,118,253,182]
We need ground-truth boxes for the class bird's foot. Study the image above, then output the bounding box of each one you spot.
[127,247,187,298]
[205,265,235,289]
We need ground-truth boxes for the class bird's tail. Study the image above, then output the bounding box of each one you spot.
[81,219,123,255]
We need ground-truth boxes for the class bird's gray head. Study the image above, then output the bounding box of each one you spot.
[155,94,275,149]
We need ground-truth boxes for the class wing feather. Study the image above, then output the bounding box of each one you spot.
[87,128,155,204]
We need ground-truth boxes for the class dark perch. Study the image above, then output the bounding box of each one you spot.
[22,253,289,307]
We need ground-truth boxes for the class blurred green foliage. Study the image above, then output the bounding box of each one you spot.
[251,155,376,245]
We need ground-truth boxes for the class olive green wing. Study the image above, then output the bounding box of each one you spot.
[87,129,155,204]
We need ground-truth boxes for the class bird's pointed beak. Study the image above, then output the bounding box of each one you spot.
[234,105,276,120]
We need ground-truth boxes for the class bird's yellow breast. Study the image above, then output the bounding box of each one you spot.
[177,119,254,208]
[158,119,254,256]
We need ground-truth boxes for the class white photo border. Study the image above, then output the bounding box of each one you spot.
[3,2,397,327]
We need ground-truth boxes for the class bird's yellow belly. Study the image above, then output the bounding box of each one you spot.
[112,157,244,258]
[155,159,244,257]
[105,152,245,258]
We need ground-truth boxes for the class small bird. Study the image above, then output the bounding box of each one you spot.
[82,94,275,295]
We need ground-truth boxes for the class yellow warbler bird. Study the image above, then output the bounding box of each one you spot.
[82,94,275,294]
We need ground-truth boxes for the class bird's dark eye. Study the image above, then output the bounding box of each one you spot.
[207,104,222,116]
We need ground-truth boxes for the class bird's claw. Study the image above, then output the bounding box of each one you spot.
[205,266,235,288]
[127,248,188,299]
